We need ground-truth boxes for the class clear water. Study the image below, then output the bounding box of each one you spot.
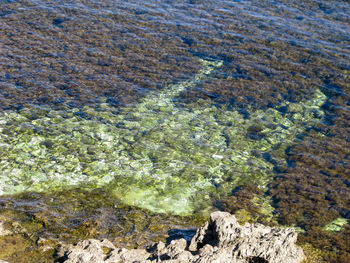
[0,0,349,261]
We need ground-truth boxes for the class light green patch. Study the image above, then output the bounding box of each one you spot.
[0,58,326,215]
[324,218,348,232]
[290,225,306,234]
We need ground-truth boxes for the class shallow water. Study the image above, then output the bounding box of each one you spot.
[0,0,350,262]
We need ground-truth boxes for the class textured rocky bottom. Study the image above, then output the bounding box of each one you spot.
[54,211,304,263]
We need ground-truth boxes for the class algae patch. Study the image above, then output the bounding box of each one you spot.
[0,58,327,215]
[324,218,348,232]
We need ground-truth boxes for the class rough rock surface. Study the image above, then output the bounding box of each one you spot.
[0,224,11,237]
[0,219,12,237]
[55,211,304,263]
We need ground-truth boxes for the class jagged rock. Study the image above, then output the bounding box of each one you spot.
[189,211,304,263]
[55,211,304,263]
[55,239,113,263]
[55,239,150,263]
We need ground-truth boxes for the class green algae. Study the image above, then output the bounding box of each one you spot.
[324,218,348,232]
[0,234,55,263]
[1,1,348,261]
[0,189,207,262]
[0,212,57,263]
[0,57,328,216]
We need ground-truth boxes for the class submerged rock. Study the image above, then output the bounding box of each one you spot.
[0,56,327,216]
[55,211,304,263]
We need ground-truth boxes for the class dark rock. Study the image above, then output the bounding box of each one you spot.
[55,211,304,263]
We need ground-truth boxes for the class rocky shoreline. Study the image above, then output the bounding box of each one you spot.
[54,211,304,263]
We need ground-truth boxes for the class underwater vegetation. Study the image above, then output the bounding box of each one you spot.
[0,57,326,216]
[0,189,205,263]
[1,0,349,261]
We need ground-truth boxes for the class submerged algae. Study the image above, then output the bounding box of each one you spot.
[0,58,327,215]
[324,218,348,232]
